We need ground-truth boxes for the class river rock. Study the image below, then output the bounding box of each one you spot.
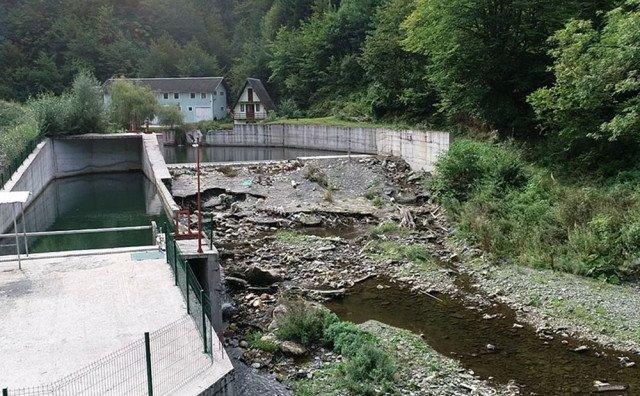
[221,302,237,321]
[244,265,282,286]
[298,213,322,226]
[225,276,249,289]
[272,304,288,320]
[280,341,307,356]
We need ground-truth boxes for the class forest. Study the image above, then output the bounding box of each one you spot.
[2,0,640,281]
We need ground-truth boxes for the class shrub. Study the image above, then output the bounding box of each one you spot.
[29,71,106,136]
[432,139,640,281]
[342,343,396,395]
[277,98,303,119]
[29,93,71,136]
[432,140,529,203]
[275,301,338,347]
[65,70,106,135]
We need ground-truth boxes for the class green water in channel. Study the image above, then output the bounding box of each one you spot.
[0,172,161,255]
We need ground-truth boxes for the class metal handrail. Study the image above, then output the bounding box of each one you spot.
[0,225,152,238]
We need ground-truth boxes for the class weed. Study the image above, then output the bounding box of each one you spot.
[370,221,408,236]
[275,301,338,347]
[372,196,384,208]
[304,165,329,189]
[365,241,431,264]
[275,231,314,245]
[247,331,279,353]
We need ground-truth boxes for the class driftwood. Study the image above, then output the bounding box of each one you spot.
[398,207,416,229]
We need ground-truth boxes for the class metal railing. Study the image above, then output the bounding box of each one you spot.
[2,315,213,396]
[0,138,41,190]
[162,221,213,355]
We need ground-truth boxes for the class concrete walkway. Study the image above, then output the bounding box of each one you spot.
[0,250,186,388]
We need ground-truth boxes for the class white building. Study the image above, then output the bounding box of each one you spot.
[232,78,275,124]
[104,77,229,123]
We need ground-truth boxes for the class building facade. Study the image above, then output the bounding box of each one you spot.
[104,77,228,124]
[232,78,275,124]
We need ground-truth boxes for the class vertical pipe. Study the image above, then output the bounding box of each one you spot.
[200,288,207,353]
[19,202,28,256]
[12,204,21,270]
[144,332,153,396]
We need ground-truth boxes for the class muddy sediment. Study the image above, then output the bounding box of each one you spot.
[170,156,639,395]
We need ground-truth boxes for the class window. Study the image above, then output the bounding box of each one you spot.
[163,93,168,99]
[220,91,224,95]
[213,91,217,95]
[255,103,260,112]
[221,107,224,111]
[174,93,179,99]
[201,93,206,99]
[190,93,195,99]
[240,104,245,111]
[188,107,193,111]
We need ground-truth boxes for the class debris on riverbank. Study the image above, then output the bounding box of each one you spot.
[170,155,640,394]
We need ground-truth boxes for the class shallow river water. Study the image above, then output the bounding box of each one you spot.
[326,276,639,395]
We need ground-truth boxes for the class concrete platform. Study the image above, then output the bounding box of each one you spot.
[0,250,188,388]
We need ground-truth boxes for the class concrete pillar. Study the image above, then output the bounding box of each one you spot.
[205,250,224,334]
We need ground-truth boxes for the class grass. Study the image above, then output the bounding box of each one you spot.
[365,240,432,265]
[275,231,315,245]
[370,221,409,236]
[267,116,434,131]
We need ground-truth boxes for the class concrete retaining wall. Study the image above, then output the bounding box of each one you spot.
[1,134,179,234]
[162,124,450,172]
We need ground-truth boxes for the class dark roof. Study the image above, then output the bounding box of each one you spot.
[235,78,275,110]
[104,77,224,93]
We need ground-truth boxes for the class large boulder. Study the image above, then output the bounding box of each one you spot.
[244,265,282,286]
[280,341,307,356]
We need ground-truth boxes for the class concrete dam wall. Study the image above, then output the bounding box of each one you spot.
[162,124,450,172]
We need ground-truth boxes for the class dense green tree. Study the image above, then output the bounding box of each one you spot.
[269,0,382,113]
[156,105,184,128]
[108,78,157,131]
[402,0,589,135]
[361,0,436,120]
[529,1,640,151]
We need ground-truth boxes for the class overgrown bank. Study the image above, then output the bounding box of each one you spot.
[431,139,640,283]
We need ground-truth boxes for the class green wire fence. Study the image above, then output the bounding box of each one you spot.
[2,315,213,396]
[163,221,214,356]
[3,222,223,395]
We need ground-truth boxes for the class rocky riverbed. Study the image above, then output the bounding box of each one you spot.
[170,156,639,395]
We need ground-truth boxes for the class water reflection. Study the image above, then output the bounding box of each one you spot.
[0,172,161,255]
